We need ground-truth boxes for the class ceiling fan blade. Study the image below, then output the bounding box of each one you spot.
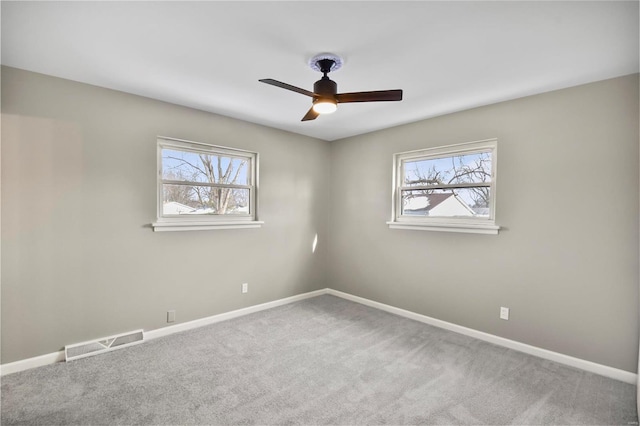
[301,106,319,121]
[335,89,403,103]
[259,79,315,97]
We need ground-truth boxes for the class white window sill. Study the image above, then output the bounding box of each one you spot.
[152,220,264,232]
[387,221,499,235]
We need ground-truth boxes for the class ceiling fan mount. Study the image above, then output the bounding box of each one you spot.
[308,53,343,74]
[259,53,403,121]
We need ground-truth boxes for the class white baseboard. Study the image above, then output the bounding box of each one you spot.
[2,287,636,385]
[144,289,327,340]
[0,288,328,376]
[326,289,637,385]
[0,350,65,376]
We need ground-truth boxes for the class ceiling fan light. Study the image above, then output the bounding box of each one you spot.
[312,99,337,114]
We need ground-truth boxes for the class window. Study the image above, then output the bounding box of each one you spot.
[388,139,499,234]
[152,137,262,231]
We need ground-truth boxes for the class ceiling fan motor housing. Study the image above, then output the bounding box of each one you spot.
[314,77,337,98]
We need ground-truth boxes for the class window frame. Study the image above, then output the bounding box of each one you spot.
[387,139,499,235]
[152,136,263,232]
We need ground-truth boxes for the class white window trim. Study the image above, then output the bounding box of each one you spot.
[151,136,263,232]
[387,138,500,235]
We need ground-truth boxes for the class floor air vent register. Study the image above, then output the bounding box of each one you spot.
[64,329,144,362]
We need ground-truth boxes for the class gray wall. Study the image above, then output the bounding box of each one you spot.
[1,67,330,363]
[328,74,639,373]
[2,67,639,374]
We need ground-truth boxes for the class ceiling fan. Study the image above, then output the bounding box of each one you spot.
[259,54,403,121]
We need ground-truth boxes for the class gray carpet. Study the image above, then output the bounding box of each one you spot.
[1,295,637,425]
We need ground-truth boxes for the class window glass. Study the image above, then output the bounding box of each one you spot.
[156,138,258,227]
[162,149,250,185]
[162,185,250,215]
[403,152,492,187]
[400,188,491,218]
[389,139,498,234]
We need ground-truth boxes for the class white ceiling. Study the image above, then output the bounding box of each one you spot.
[2,1,638,141]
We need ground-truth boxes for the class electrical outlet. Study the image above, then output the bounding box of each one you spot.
[242,283,248,294]
[500,307,509,320]
[167,310,176,323]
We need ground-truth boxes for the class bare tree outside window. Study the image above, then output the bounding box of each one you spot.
[403,152,492,211]
[390,140,498,233]
[161,148,251,215]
